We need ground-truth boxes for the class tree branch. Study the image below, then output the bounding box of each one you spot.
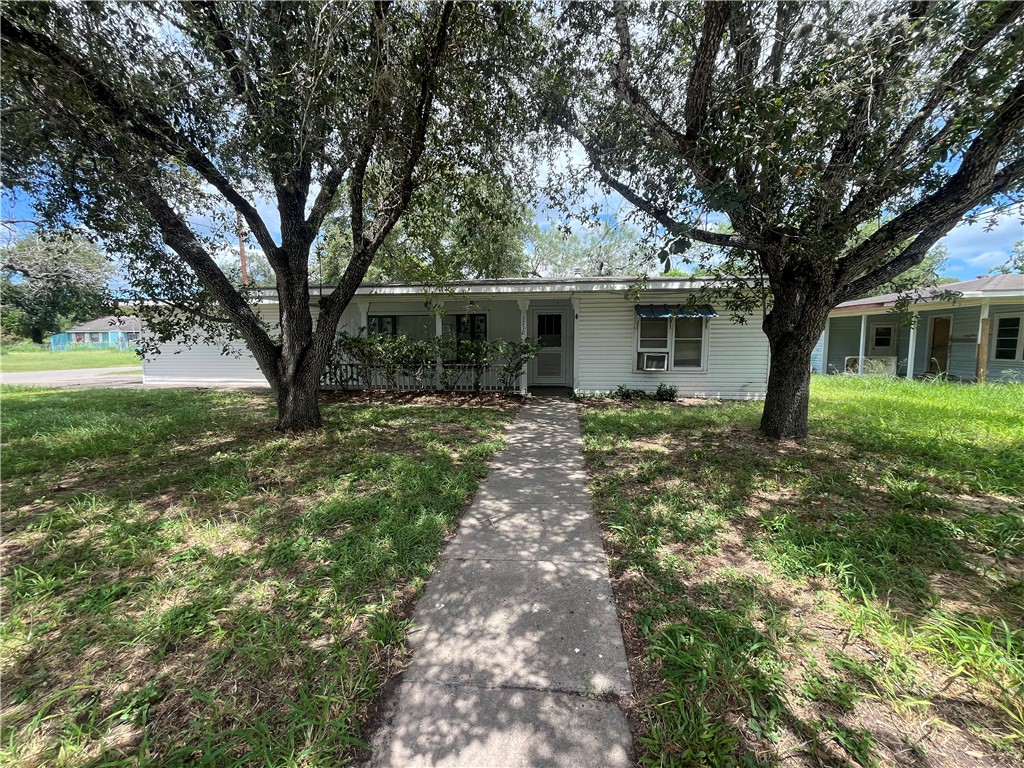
[842,1,1024,223]
[0,12,281,259]
[566,125,748,250]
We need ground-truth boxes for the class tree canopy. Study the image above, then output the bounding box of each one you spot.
[548,0,1024,437]
[1,233,112,344]
[1,1,540,428]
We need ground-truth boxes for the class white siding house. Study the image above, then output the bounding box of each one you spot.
[142,277,772,398]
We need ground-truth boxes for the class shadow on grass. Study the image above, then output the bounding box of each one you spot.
[1,389,514,767]
[579,377,1024,766]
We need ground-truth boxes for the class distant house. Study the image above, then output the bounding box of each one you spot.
[814,274,1024,382]
[49,315,141,351]
[142,277,770,397]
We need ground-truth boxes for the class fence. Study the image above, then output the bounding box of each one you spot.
[320,359,511,393]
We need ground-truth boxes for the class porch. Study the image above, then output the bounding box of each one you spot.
[321,295,576,393]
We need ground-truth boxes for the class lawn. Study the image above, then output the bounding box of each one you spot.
[0,387,515,767]
[579,375,1024,768]
[0,346,140,372]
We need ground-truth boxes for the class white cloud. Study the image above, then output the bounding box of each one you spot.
[938,209,1023,278]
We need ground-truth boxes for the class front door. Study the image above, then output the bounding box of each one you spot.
[530,311,566,385]
[929,316,951,374]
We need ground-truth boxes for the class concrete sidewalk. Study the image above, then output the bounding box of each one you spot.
[369,398,633,768]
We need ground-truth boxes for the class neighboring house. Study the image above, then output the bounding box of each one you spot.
[49,315,142,351]
[813,274,1024,382]
[142,277,771,398]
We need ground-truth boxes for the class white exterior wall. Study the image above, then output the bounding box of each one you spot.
[143,289,772,397]
[142,304,290,385]
[574,293,769,399]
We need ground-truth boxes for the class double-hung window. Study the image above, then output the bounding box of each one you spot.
[993,315,1024,361]
[636,316,708,371]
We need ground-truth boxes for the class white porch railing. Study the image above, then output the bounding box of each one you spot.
[320,360,508,392]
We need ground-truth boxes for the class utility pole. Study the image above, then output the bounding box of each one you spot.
[236,209,249,286]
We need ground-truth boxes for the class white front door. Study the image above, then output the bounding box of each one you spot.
[869,323,895,356]
[530,311,566,385]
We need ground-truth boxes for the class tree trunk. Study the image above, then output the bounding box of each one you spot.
[275,374,323,431]
[760,330,819,439]
[759,279,834,440]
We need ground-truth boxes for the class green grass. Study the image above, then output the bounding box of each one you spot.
[0,345,140,372]
[1,387,514,767]
[579,375,1024,767]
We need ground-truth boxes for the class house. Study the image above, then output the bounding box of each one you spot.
[49,315,141,351]
[814,274,1024,382]
[141,277,771,398]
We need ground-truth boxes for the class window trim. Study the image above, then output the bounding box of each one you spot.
[991,313,1024,362]
[634,315,710,373]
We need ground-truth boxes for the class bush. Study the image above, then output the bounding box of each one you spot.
[329,332,541,394]
[609,383,677,401]
[655,383,678,401]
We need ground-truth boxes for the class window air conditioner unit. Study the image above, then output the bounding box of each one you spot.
[642,352,668,371]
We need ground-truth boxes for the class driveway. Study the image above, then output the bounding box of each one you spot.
[1,366,144,389]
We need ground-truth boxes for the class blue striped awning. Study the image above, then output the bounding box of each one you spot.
[634,304,718,319]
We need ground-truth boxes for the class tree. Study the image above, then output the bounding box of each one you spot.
[1,1,538,429]
[315,170,532,284]
[0,233,112,343]
[548,1,1024,437]
[990,239,1024,274]
[526,221,642,277]
[857,244,956,297]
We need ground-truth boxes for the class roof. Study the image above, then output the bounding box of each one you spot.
[291,276,727,299]
[64,315,141,333]
[834,273,1024,312]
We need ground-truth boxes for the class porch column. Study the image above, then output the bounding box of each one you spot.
[517,298,530,395]
[355,301,369,333]
[571,295,581,391]
[821,318,830,374]
[857,314,867,374]
[977,300,991,383]
[906,313,918,380]
[434,311,444,391]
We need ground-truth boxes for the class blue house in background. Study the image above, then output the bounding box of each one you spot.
[815,274,1024,382]
[49,315,141,351]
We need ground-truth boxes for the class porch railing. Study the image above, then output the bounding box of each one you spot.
[321,360,509,393]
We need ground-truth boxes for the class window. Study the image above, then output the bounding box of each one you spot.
[993,316,1023,361]
[368,314,434,341]
[673,318,704,368]
[637,317,707,370]
[89,332,102,342]
[637,318,669,370]
[873,326,893,348]
[455,314,487,343]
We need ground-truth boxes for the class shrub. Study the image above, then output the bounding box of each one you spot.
[655,383,678,401]
[328,332,540,394]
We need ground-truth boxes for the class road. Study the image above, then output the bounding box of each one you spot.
[1,367,271,391]
[1,366,144,389]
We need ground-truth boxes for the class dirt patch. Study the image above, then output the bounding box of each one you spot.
[320,389,523,410]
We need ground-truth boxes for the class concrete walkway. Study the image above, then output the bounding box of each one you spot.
[369,398,633,768]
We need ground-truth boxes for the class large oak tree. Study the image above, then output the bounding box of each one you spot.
[1,0,538,429]
[548,1,1024,437]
